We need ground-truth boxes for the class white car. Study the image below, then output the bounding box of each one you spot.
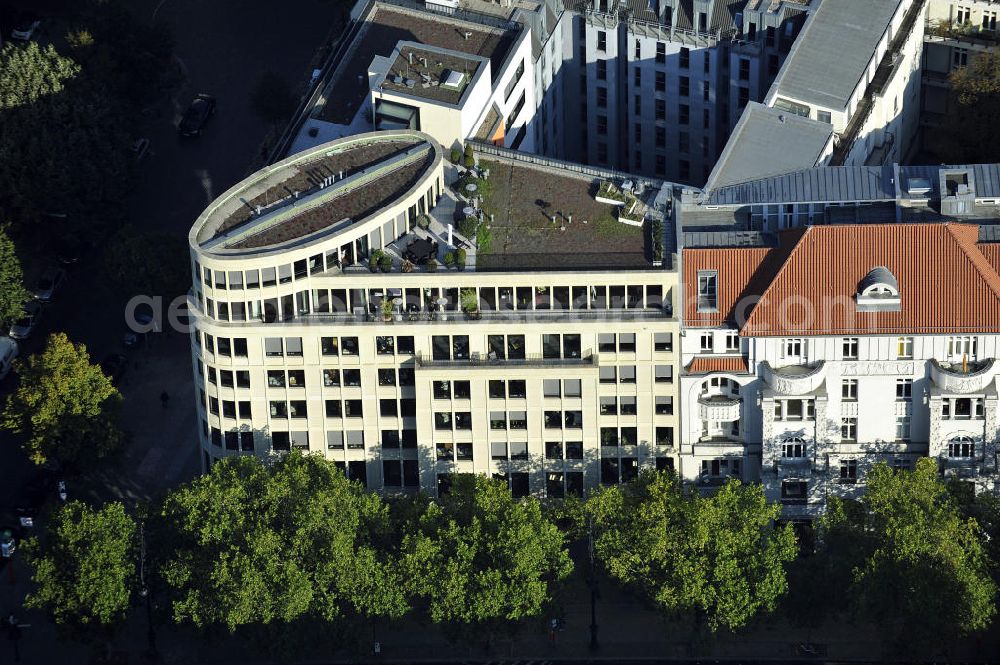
[10,14,40,41]
[0,336,19,380]
[9,301,42,340]
[33,267,66,302]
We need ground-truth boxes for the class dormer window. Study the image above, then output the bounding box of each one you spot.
[856,267,901,312]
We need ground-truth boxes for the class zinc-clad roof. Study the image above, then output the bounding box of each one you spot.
[706,165,896,205]
[687,355,751,375]
[703,103,834,192]
[742,223,1000,336]
[772,0,900,111]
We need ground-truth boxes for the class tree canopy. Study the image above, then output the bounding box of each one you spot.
[24,501,137,630]
[0,228,29,326]
[160,453,407,632]
[589,470,797,631]
[946,50,1000,163]
[1,332,124,468]
[822,459,996,651]
[0,41,130,232]
[402,475,573,635]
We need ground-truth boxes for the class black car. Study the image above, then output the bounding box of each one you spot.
[178,94,216,137]
[100,353,128,386]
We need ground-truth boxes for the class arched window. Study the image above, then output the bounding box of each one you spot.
[948,435,976,458]
[780,436,805,458]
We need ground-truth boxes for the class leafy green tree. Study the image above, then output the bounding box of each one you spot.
[822,459,996,652]
[103,225,190,297]
[0,228,29,326]
[160,453,407,632]
[1,332,124,468]
[24,501,137,632]
[945,50,1000,162]
[402,475,573,639]
[251,70,298,127]
[0,41,130,232]
[588,470,796,631]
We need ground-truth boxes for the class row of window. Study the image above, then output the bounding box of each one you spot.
[199,283,670,323]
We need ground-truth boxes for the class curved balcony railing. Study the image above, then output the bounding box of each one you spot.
[930,358,995,394]
[761,361,826,395]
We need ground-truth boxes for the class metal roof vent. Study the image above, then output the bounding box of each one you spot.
[857,266,901,312]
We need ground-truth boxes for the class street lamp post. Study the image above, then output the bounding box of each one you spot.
[138,518,157,658]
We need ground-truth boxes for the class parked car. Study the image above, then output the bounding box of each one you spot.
[0,336,18,380]
[9,301,42,340]
[10,12,39,41]
[33,266,66,302]
[100,353,128,386]
[178,94,216,137]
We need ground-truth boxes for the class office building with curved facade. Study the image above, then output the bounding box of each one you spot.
[189,129,680,495]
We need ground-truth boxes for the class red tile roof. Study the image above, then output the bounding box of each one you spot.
[682,247,774,327]
[686,356,750,375]
[684,223,1000,337]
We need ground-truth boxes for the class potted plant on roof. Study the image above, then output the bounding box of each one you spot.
[461,288,480,320]
[381,298,394,322]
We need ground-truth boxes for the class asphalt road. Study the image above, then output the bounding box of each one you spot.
[0,0,344,509]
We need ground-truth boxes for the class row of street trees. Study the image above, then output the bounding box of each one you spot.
[21,453,999,659]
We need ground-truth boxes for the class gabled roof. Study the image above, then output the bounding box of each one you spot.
[740,223,1000,336]
[687,355,750,375]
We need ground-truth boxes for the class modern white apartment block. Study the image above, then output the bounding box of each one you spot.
[677,164,1000,517]
[188,130,679,496]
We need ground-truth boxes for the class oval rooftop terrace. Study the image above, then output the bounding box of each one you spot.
[193,131,439,254]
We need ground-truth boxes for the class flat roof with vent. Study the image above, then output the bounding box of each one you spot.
[378,44,483,105]
[318,2,520,124]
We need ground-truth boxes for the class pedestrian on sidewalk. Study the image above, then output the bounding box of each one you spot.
[160,391,170,408]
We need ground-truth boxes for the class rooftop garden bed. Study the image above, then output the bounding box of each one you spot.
[473,159,647,271]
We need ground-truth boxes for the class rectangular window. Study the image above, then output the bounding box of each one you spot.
[738,58,750,81]
[839,459,858,483]
[842,337,859,359]
[655,42,665,64]
[897,336,914,359]
[697,271,717,312]
[895,379,913,401]
[700,333,714,352]
[842,379,858,401]
[895,416,911,441]
[949,439,975,458]
[841,417,857,441]
[783,338,804,358]
[654,332,673,352]
[679,47,689,68]
[596,30,606,52]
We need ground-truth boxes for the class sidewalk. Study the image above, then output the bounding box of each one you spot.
[4,550,998,665]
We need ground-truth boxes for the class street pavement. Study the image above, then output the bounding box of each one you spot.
[1,0,344,660]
